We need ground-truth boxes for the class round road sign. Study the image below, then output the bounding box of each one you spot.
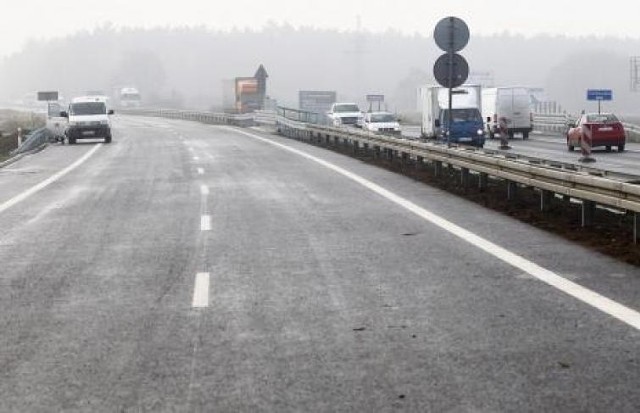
[434,17,469,53]
[433,53,469,88]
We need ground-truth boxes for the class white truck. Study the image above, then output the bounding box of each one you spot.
[481,87,533,139]
[119,87,142,108]
[418,84,485,147]
[326,102,363,127]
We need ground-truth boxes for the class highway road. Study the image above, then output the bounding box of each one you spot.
[402,126,640,176]
[1,115,639,411]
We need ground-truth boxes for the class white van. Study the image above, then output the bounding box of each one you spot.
[481,87,532,139]
[62,96,114,144]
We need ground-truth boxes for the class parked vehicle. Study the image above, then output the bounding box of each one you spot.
[418,84,485,147]
[45,101,67,141]
[61,96,114,144]
[326,103,363,127]
[361,111,401,135]
[566,113,625,152]
[482,87,533,139]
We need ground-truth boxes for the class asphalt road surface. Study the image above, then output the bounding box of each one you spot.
[1,116,639,412]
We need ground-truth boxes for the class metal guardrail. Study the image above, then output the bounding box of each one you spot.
[117,108,261,127]
[532,113,572,135]
[275,109,640,242]
[10,128,52,155]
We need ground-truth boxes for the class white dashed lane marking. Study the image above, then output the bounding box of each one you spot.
[192,273,210,308]
[201,215,211,231]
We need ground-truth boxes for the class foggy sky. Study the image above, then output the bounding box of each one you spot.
[3,0,640,58]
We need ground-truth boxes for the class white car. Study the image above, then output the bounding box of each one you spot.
[361,112,401,135]
[326,103,363,127]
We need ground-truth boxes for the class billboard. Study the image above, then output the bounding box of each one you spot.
[235,77,260,113]
[299,91,336,114]
[37,91,59,101]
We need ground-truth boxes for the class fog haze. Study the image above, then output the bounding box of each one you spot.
[3,1,640,115]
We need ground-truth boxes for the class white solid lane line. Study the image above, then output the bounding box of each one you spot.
[0,144,103,215]
[197,168,205,175]
[193,156,200,161]
[200,185,209,196]
[229,127,640,331]
[192,273,210,308]
[201,215,211,231]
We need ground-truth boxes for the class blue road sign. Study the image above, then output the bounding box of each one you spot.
[587,89,612,101]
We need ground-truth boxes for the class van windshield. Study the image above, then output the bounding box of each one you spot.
[334,104,360,112]
[370,113,396,122]
[443,108,482,123]
[70,102,106,116]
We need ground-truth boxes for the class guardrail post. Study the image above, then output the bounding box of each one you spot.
[353,140,359,155]
[478,173,488,191]
[582,200,595,227]
[461,168,470,187]
[507,181,518,201]
[401,152,409,166]
[434,161,443,177]
[540,190,553,212]
[634,212,639,245]
[416,156,424,171]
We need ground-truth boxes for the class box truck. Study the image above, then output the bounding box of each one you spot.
[482,87,532,139]
[419,84,485,147]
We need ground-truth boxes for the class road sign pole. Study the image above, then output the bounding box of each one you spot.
[598,100,601,114]
[433,16,470,147]
[447,18,454,147]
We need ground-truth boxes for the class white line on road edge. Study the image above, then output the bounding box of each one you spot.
[200,185,209,196]
[192,272,210,308]
[193,156,200,161]
[201,215,211,231]
[229,127,640,331]
[197,168,205,175]
[0,144,103,215]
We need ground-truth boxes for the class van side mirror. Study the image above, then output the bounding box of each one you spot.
[108,109,114,115]
[435,119,441,127]
[60,111,68,118]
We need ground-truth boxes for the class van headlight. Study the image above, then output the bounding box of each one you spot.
[477,129,484,136]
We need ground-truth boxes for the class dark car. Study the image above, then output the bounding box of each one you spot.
[566,113,625,152]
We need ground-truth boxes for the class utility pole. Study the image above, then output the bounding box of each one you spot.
[344,16,368,102]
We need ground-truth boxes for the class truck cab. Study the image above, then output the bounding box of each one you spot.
[438,107,485,146]
[419,85,485,148]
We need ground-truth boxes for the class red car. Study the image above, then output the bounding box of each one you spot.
[566,113,626,152]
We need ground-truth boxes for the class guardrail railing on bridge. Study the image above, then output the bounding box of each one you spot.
[275,107,640,244]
